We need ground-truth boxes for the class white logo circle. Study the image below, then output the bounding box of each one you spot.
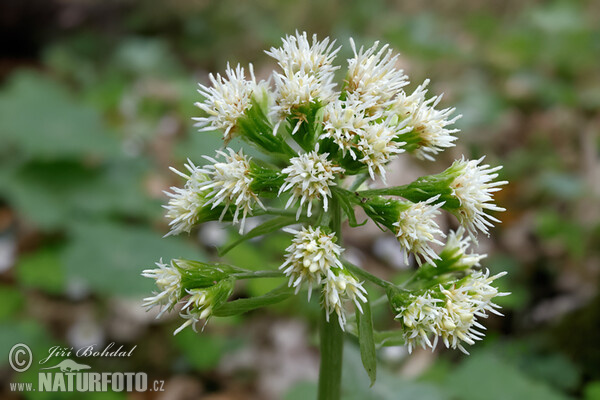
[9,343,32,372]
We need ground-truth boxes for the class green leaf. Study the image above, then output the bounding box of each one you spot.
[63,222,201,296]
[356,294,377,386]
[171,329,239,371]
[443,350,568,400]
[212,285,293,317]
[16,247,65,294]
[0,287,24,321]
[219,216,296,256]
[0,70,118,160]
[373,330,406,348]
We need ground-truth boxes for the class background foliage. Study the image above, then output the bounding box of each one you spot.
[1,0,599,399]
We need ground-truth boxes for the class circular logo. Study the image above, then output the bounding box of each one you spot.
[9,343,32,372]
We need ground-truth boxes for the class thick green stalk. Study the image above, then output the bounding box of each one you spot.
[318,195,344,400]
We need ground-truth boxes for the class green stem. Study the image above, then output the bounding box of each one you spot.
[343,261,395,289]
[231,270,285,279]
[318,194,343,400]
[318,303,344,400]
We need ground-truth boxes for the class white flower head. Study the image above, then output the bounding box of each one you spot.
[323,268,368,330]
[142,259,182,317]
[163,159,210,236]
[265,31,340,78]
[320,94,381,158]
[173,288,213,335]
[356,118,409,182]
[346,38,408,109]
[194,63,266,142]
[199,148,265,233]
[279,148,344,219]
[396,270,508,354]
[444,226,486,268]
[267,32,340,133]
[393,195,446,266]
[394,80,461,161]
[280,226,344,298]
[449,157,508,236]
[395,292,443,353]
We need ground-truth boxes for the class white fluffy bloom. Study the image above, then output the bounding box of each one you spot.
[265,31,340,78]
[444,227,486,268]
[356,119,409,182]
[199,148,265,233]
[346,38,408,109]
[323,268,368,329]
[142,260,182,317]
[280,226,344,298]
[393,196,446,266]
[396,292,443,353]
[279,149,344,219]
[396,269,508,353]
[174,288,213,335]
[449,157,508,236]
[194,63,265,142]
[163,159,210,236]
[320,95,381,158]
[268,32,340,133]
[394,80,461,161]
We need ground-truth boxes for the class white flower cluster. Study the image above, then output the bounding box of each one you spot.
[194,63,265,142]
[397,269,508,354]
[148,32,509,350]
[142,260,182,317]
[199,148,265,233]
[280,226,366,328]
[393,196,446,266]
[279,148,344,219]
[163,160,210,236]
[266,32,340,132]
[449,157,508,236]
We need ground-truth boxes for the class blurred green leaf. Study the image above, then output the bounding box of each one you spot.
[0,286,25,321]
[171,329,239,371]
[0,71,118,160]
[63,222,201,296]
[341,345,448,400]
[585,381,600,400]
[443,350,568,400]
[16,247,65,295]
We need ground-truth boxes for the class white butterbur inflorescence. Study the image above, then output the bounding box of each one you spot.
[142,260,182,317]
[194,63,265,143]
[393,196,446,266]
[323,268,367,329]
[447,157,509,236]
[199,148,265,233]
[163,160,210,236]
[146,32,509,360]
[280,226,344,297]
[279,149,344,218]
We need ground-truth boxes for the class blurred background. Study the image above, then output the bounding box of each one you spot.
[1,0,599,399]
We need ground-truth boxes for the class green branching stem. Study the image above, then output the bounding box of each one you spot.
[231,270,285,280]
[318,194,344,400]
[343,261,395,290]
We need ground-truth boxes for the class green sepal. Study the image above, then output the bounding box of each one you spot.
[175,259,242,291]
[287,101,323,152]
[237,98,296,158]
[248,163,284,196]
[212,284,293,317]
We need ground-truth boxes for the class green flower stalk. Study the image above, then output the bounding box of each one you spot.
[143,31,509,399]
